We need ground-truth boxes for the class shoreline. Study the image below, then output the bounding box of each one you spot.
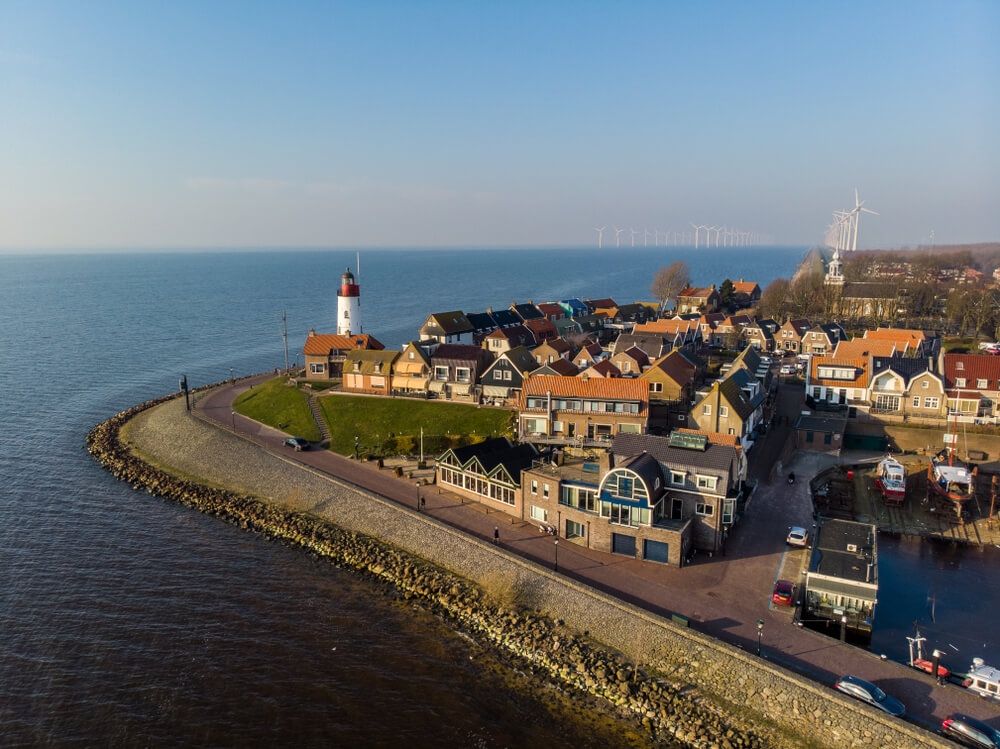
[87,381,949,749]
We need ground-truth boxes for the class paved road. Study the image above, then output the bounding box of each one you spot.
[196,377,999,733]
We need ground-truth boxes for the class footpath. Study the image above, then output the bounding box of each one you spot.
[188,377,997,735]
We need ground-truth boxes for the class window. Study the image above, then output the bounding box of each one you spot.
[552,421,564,433]
[977,379,988,389]
[722,498,735,524]
[921,380,928,389]
[650,382,663,392]
[456,367,471,383]
[343,310,349,318]
[912,396,920,407]
[565,520,585,539]
[435,366,448,380]
[956,377,966,388]
[542,483,550,499]
[310,363,325,374]
[530,480,538,495]
[703,404,711,415]
[695,503,714,516]
[409,351,415,359]
[806,431,814,443]
[924,397,939,409]
[696,475,717,490]
[678,414,685,421]
[720,406,729,417]
[670,470,685,485]
[529,505,547,522]
[503,369,512,381]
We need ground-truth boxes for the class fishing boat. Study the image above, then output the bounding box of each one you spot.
[962,658,1000,701]
[906,625,950,679]
[874,455,906,505]
[927,454,976,504]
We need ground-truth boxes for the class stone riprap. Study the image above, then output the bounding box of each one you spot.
[88,386,949,749]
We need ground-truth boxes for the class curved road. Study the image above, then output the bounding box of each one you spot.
[196,377,998,735]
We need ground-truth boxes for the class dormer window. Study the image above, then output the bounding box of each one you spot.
[956,362,964,370]
[354,361,361,372]
[977,379,988,389]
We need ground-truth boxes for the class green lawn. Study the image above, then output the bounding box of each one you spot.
[317,395,513,456]
[232,377,322,442]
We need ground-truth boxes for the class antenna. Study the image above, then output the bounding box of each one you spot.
[274,310,289,372]
[356,250,360,279]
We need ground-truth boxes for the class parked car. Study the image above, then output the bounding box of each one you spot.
[786,527,809,547]
[941,713,1000,748]
[834,676,904,717]
[771,580,794,606]
[283,437,309,451]
[780,365,794,375]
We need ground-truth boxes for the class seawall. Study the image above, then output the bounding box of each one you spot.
[87,384,950,749]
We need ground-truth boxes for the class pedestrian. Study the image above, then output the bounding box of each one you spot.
[493,527,499,544]
[420,497,426,511]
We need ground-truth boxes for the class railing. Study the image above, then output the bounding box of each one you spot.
[520,432,613,447]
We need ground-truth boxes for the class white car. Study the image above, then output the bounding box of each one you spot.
[786,527,809,547]
[780,365,794,375]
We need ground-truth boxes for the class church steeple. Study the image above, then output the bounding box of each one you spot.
[825,248,844,286]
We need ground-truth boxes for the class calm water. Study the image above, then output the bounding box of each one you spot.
[0,245,816,746]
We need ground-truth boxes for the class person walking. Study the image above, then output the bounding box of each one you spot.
[493,527,500,545]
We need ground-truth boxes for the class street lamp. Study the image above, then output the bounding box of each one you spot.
[554,538,559,572]
[231,410,236,432]
[756,619,764,656]
[840,614,848,642]
[230,367,234,382]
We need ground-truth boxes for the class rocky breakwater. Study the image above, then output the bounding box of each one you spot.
[88,388,770,748]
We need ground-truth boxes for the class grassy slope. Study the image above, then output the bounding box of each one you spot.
[232,377,322,442]
[317,395,513,455]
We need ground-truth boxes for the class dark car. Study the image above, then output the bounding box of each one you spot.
[283,437,309,451]
[942,713,1000,748]
[834,675,904,717]
[771,580,794,606]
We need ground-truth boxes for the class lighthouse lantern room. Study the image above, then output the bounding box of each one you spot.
[337,267,361,335]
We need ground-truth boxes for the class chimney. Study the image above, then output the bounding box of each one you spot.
[740,277,744,283]
[308,329,315,337]
[487,307,493,314]
[711,283,716,290]
[598,449,614,475]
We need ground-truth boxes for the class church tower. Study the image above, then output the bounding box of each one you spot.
[825,248,844,286]
[337,267,361,335]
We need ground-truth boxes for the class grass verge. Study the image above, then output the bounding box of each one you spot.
[232,377,322,442]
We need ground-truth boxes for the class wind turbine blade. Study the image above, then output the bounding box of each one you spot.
[862,208,879,215]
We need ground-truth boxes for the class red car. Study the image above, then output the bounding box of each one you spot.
[772,580,794,606]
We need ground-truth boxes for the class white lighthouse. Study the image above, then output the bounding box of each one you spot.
[337,267,361,335]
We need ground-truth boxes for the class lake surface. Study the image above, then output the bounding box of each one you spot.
[8,245,984,745]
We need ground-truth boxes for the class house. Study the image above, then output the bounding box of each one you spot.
[392,341,432,394]
[795,413,847,452]
[519,431,745,563]
[573,342,606,370]
[558,299,589,318]
[640,350,700,404]
[487,307,522,330]
[483,325,537,355]
[775,318,812,354]
[532,358,581,377]
[580,359,622,379]
[584,297,617,313]
[536,302,566,323]
[633,318,701,349]
[436,437,541,518]
[343,349,400,395]
[465,311,499,344]
[942,353,1000,419]
[806,357,870,408]
[609,346,649,376]
[803,519,878,644]
[867,357,945,419]
[518,376,649,446]
[611,333,673,361]
[553,317,583,339]
[832,338,898,359]
[725,345,770,386]
[302,330,385,380]
[688,372,764,447]
[863,328,934,357]
[523,317,559,343]
[676,286,721,314]
[715,314,753,349]
[742,321,775,352]
[510,301,544,322]
[532,338,573,366]
[428,344,493,401]
[420,311,475,345]
[479,346,539,403]
[731,280,761,308]
[614,303,656,325]
[696,312,728,345]
[801,323,847,355]
[574,313,611,343]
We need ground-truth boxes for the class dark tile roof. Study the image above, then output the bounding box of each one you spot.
[717,375,756,421]
[585,297,617,311]
[533,358,580,376]
[466,312,498,333]
[424,311,473,334]
[448,437,539,484]
[431,344,487,362]
[870,356,932,385]
[612,433,738,473]
[489,308,522,328]
[511,302,543,321]
[612,333,670,359]
[500,346,540,374]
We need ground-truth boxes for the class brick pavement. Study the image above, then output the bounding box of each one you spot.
[199,377,999,731]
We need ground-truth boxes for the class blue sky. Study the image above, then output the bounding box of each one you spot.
[1,1,997,250]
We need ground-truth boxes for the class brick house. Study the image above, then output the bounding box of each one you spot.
[609,346,649,376]
[518,376,648,446]
[867,357,945,419]
[731,280,761,309]
[419,311,474,345]
[436,437,540,518]
[775,318,812,354]
[942,353,1000,419]
[343,350,400,395]
[483,325,537,356]
[532,338,573,366]
[302,330,385,380]
[580,359,622,379]
[429,344,493,401]
[689,372,765,447]
[801,323,847,355]
[676,286,720,315]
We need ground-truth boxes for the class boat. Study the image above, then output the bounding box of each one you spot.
[874,455,906,505]
[927,454,976,504]
[906,625,950,679]
[912,657,950,679]
[962,658,1000,701]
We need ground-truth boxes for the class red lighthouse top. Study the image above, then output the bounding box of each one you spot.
[339,267,359,297]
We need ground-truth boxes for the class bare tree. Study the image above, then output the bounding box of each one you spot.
[758,278,790,321]
[650,261,690,317]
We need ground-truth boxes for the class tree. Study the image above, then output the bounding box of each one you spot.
[650,261,690,316]
[758,278,790,321]
[718,278,736,312]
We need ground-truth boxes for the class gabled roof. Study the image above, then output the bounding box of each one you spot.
[678,286,716,299]
[716,375,757,420]
[634,318,699,336]
[943,354,1000,392]
[532,358,581,377]
[431,343,487,363]
[536,302,564,318]
[423,311,473,335]
[730,345,762,374]
[466,311,498,333]
[445,437,539,485]
[612,333,670,359]
[698,312,727,329]
[809,357,870,388]
[674,428,741,447]
[782,318,812,335]
[732,281,760,296]
[303,332,385,355]
[585,297,617,312]
[345,349,400,374]
[833,339,897,359]
[511,302,543,321]
[583,359,622,378]
[488,308,522,328]
[554,317,583,335]
[482,346,539,378]
[523,318,558,338]
[399,341,431,366]
[743,322,774,341]
[616,346,650,368]
[533,337,572,355]
[612,433,737,473]
[559,298,589,315]
[863,327,927,347]
[869,356,933,387]
[642,350,698,387]
[520,375,648,402]
[719,314,752,328]
[485,325,537,347]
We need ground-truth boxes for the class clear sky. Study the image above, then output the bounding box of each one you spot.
[1,1,997,251]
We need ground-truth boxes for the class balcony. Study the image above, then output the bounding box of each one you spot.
[520,431,613,448]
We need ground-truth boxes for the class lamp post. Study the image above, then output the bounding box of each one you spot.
[840,614,848,642]
[231,410,236,432]
[756,619,764,656]
[230,367,234,383]
[554,538,559,572]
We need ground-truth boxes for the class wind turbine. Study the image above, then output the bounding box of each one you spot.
[630,228,638,247]
[643,227,649,247]
[594,225,607,249]
[614,227,625,248]
[849,188,878,252]
[712,226,723,248]
[691,224,700,249]
[654,229,660,247]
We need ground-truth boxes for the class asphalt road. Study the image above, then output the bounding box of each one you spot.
[196,376,999,734]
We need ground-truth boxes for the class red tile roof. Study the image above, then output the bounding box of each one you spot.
[634,318,698,336]
[808,357,869,388]
[943,354,1000,394]
[674,427,741,446]
[642,350,697,386]
[863,328,927,348]
[303,333,384,355]
[832,339,897,358]
[679,286,715,298]
[583,359,622,378]
[732,281,760,295]
[520,375,649,403]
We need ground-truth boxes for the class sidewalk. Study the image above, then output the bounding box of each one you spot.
[197,377,999,731]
